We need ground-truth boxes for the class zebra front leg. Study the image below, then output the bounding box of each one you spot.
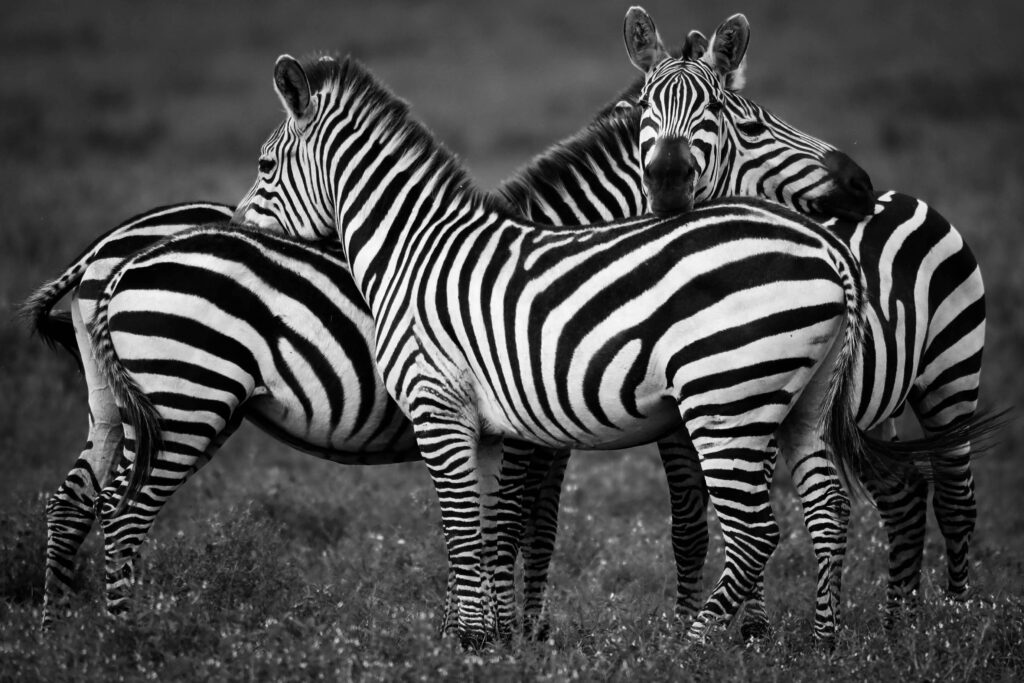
[409,389,493,648]
[656,431,709,623]
[520,448,570,641]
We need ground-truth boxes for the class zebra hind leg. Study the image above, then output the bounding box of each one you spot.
[684,426,780,646]
[43,457,104,629]
[858,417,931,628]
[777,412,851,649]
[519,449,569,642]
[738,439,778,642]
[96,414,239,616]
[656,431,709,624]
[860,466,928,629]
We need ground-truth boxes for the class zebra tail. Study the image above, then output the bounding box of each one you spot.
[88,268,162,513]
[18,270,86,371]
[858,407,1011,483]
[818,249,870,499]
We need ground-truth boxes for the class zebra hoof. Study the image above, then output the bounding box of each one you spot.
[457,628,494,651]
[683,612,727,648]
[945,582,972,602]
[523,616,551,642]
[813,634,838,654]
[740,616,771,642]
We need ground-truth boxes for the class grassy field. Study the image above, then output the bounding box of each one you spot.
[2,0,1023,680]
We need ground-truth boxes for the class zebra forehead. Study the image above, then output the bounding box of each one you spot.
[647,59,718,93]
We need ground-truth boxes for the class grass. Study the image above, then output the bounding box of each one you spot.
[2,0,1024,680]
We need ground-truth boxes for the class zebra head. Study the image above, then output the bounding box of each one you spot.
[624,7,733,216]
[234,55,339,239]
[624,9,875,220]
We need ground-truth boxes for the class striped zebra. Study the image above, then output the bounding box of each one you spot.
[225,53,942,646]
[23,202,237,624]
[495,73,879,641]
[28,215,424,622]
[624,7,989,626]
[26,206,560,632]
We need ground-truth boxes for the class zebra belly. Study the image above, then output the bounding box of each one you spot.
[243,392,415,457]
[478,392,682,451]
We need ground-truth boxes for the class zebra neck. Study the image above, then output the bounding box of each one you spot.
[329,142,501,319]
[496,110,645,225]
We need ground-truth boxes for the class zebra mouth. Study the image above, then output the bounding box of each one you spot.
[649,192,695,217]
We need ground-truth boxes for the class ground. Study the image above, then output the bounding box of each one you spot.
[2,1,1023,680]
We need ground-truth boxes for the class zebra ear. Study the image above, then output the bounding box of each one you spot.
[703,14,749,90]
[624,6,669,73]
[682,30,708,60]
[274,55,314,126]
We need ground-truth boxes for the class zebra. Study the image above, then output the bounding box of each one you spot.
[25,205,570,633]
[29,215,427,622]
[224,53,946,646]
[495,79,878,641]
[623,6,990,627]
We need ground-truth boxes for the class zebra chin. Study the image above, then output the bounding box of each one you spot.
[648,190,695,217]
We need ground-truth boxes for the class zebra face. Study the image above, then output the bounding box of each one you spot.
[625,9,744,216]
[234,56,337,240]
[636,59,725,215]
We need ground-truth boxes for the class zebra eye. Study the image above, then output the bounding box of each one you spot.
[737,120,768,138]
[258,158,276,175]
[707,100,724,116]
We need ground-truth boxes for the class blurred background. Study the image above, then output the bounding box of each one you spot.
[1,0,1022,674]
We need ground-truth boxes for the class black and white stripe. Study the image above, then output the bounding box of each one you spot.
[83,224,419,614]
[625,8,989,627]
[231,54,906,646]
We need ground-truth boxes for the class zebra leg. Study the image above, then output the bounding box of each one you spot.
[408,389,494,647]
[685,428,780,646]
[929,447,975,598]
[44,456,108,629]
[44,427,123,627]
[97,413,241,616]
[859,419,928,626]
[776,435,851,648]
[739,440,778,641]
[43,301,126,629]
[914,404,978,598]
[655,431,709,623]
[520,448,570,641]
[485,439,536,641]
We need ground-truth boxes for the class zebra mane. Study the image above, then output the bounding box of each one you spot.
[305,54,511,217]
[496,107,640,218]
[590,75,645,119]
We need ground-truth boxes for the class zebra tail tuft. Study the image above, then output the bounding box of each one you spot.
[18,278,84,371]
[88,268,162,513]
[858,407,1012,484]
